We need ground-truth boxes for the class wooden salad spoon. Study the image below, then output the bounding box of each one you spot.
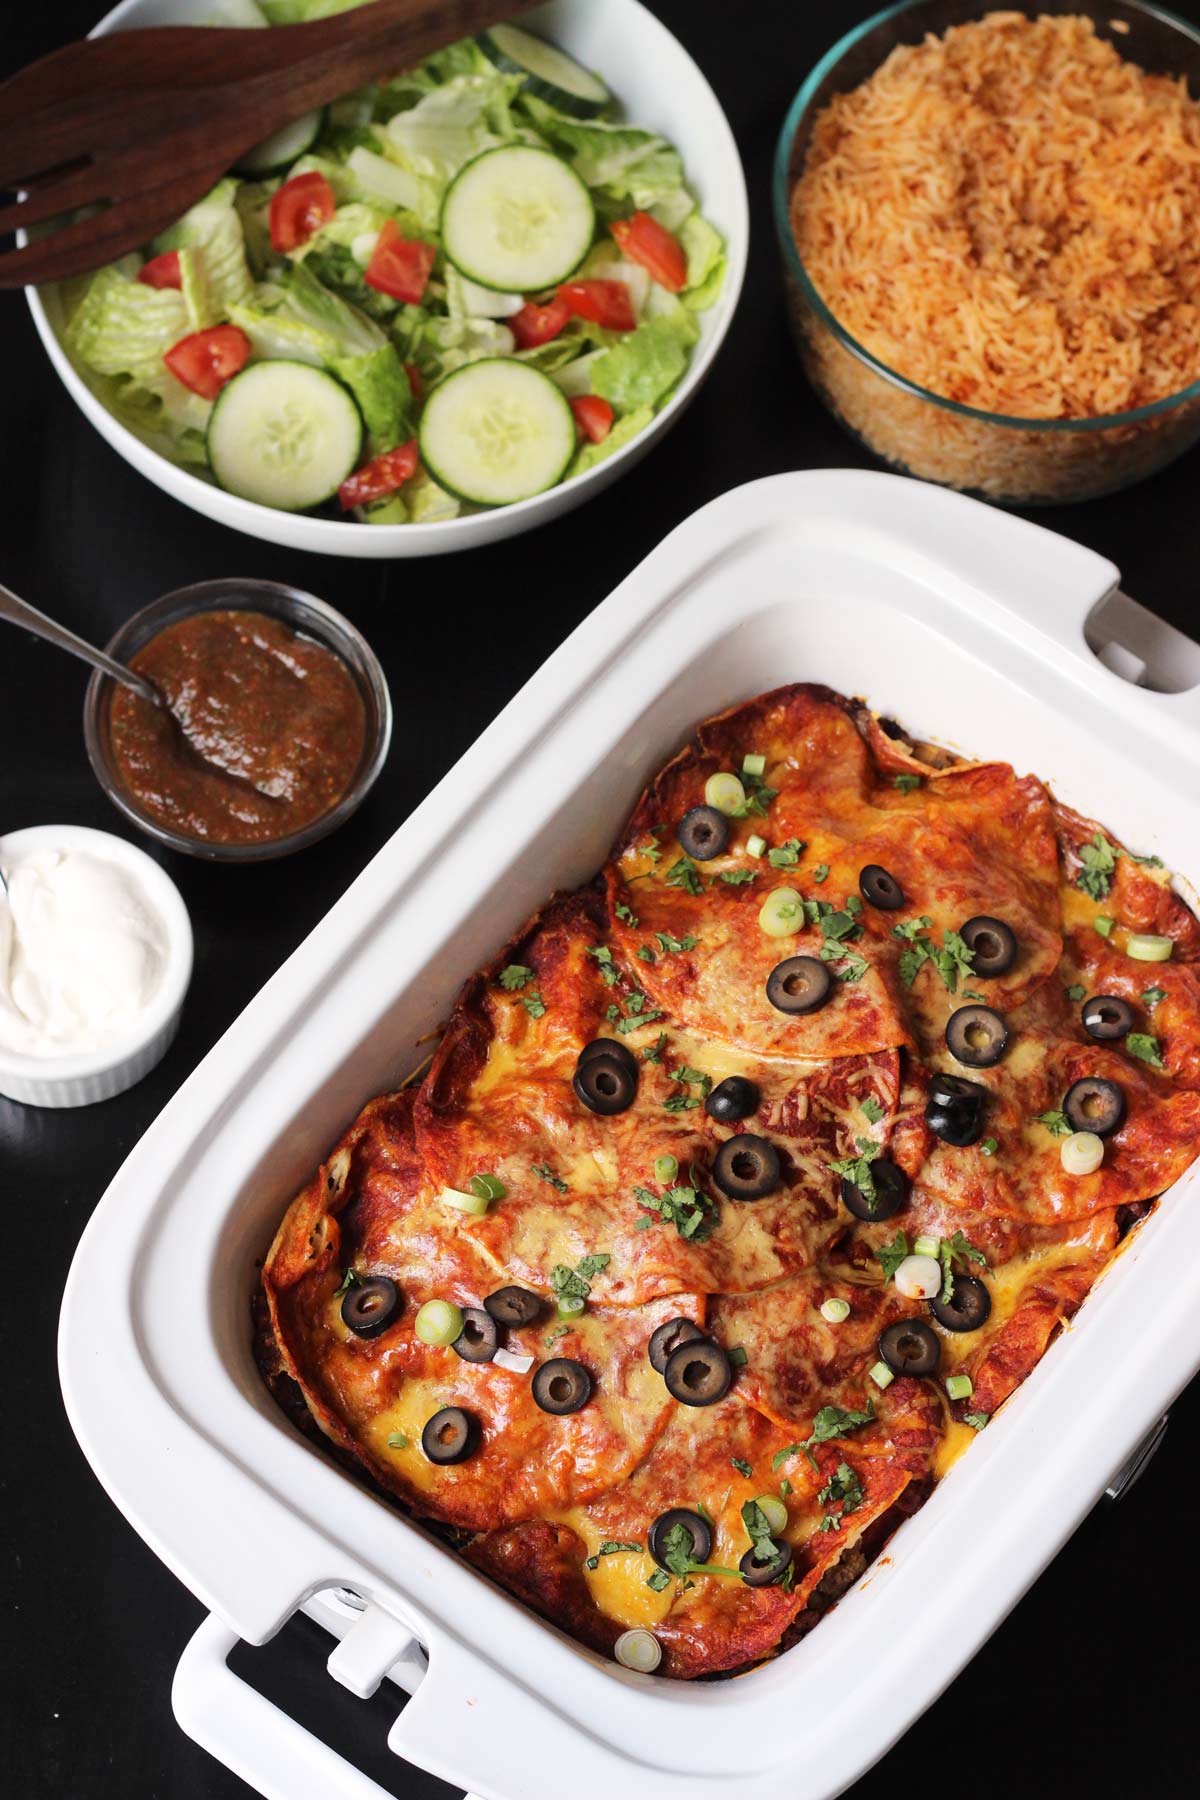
[0,0,542,288]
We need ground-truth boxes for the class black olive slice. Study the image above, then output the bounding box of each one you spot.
[577,1037,638,1079]
[878,1317,941,1377]
[422,1406,478,1465]
[930,1275,992,1333]
[1081,995,1135,1042]
[945,1005,1010,1068]
[647,1315,706,1374]
[739,1541,793,1587]
[859,864,906,911]
[958,915,1018,978]
[648,1507,713,1572]
[572,1051,637,1116]
[705,1075,760,1122]
[341,1275,401,1339]
[924,1097,984,1148]
[663,1338,732,1406]
[766,955,832,1016]
[532,1357,592,1415]
[678,805,730,861]
[484,1285,543,1327]
[927,1072,989,1110]
[840,1157,909,1221]
[712,1134,781,1201]
[1063,1076,1126,1138]
[452,1306,499,1363]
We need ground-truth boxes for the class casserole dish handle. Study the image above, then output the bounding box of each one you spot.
[172,1612,483,1800]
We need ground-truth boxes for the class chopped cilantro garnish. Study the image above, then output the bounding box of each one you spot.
[731,1457,753,1479]
[550,1253,610,1306]
[740,1499,780,1566]
[532,1163,568,1192]
[1035,1109,1071,1138]
[1127,1032,1165,1069]
[655,930,699,954]
[861,1096,885,1125]
[834,951,870,983]
[1076,832,1119,901]
[818,1460,864,1529]
[664,1064,712,1112]
[665,856,703,896]
[891,917,974,992]
[875,1230,909,1280]
[499,963,533,990]
[544,1322,570,1348]
[642,1032,668,1063]
[728,1345,748,1367]
[587,945,620,986]
[812,864,830,884]
[637,833,662,863]
[634,1167,718,1241]
[828,1137,883,1210]
[719,867,757,885]
[585,1541,642,1569]
[894,773,922,794]
[333,1267,359,1297]
[767,838,805,869]
[637,945,655,962]
[1143,985,1167,1010]
[792,1402,875,1472]
[522,990,547,1019]
[939,1230,988,1304]
[734,770,779,818]
[646,1568,671,1591]
[615,900,639,927]
[658,1520,741,1582]
[1066,983,1086,1003]
[963,990,986,1002]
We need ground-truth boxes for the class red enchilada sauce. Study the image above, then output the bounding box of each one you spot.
[110,610,366,845]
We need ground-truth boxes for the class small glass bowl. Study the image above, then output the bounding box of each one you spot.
[84,578,392,862]
[773,0,1200,505]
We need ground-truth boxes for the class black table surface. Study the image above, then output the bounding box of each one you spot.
[3,3,1199,1795]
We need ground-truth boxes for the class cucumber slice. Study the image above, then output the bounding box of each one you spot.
[207,360,363,511]
[441,146,594,293]
[418,359,575,506]
[478,24,610,118]
[235,108,325,177]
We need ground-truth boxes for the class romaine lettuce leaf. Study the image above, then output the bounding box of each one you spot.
[65,263,188,379]
[405,467,461,522]
[568,405,653,477]
[346,147,440,229]
[383,73,524,184]
[680,212,726,310]
[589,308,696,411]
[330,346,411,452]
[258,0,373,21]
[520,97,684,207]
[150,177,253,312]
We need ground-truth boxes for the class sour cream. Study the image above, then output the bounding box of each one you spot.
[0,848,168,1058]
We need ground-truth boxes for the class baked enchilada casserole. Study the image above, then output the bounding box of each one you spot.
[257,684,1200,1679]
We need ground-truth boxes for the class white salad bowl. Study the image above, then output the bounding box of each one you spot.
[26,0,748,559]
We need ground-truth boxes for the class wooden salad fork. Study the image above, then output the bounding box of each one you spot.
[0,0,542,288]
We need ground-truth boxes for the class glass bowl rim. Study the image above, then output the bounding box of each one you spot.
[82,578,393,863]
[772,0,1200,434]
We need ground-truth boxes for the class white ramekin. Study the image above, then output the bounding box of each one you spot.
[0,825,193,1108]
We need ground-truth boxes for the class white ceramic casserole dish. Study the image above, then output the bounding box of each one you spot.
[59,471,1200,1800]
[25,0,748,559]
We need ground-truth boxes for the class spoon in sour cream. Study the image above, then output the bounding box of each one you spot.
[0,581,164,709]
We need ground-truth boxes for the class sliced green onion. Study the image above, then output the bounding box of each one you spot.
[1061,1130,1104,1176]
[557,1294,586,1319]
[758,885,804,938]
[705,771,747,816]
[745,834,767,859]
[742,753,766,778]
[913,1233,940,1258]
[820,1297,850,1324]
[439,1184,489,1216]
[1094,915,1115,939]
[414,1299,464,1346]
[654,1153,679,1186]
[753,1493,789,1534]
[946,1374,974,1402]
[614,1628,662,1672]
[1127,933,1173,963]
[470,1172,506,1201]
[869,1360,895,1390]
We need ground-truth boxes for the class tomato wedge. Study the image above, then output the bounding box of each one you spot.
[269,171,335,254]
[557,279,636,332]
[365,222,436,304]
[570,395,614,444]
[610,212,688,293]
[163,325,251,402]
[338,439,419,511]
[510,295,571,349]
[137,250,182,290]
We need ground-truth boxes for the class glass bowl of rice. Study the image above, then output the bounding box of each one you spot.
[774,0,1200,505]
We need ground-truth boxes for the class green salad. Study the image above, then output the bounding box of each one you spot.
[61,1,727,524]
